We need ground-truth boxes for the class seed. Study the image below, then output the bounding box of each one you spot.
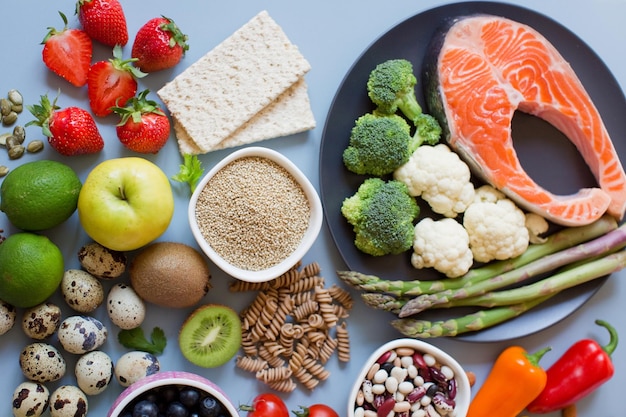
[0,166,9,177]
[2,111,17,126]
[0,132,10,147]
[7,89,23,106]
[8,144,25,159]
[12,125,25,143]
[5,135,20,148]
[11,104,23,114]
[0,98,10,116]
[26,140,44,153]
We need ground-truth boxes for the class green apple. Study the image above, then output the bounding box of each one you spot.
[78,157,175,251]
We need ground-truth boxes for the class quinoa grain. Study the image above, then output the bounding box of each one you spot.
[195,156,311,271]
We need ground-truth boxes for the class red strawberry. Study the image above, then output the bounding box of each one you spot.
[27,94,104,156]
[42,12,92,87]
[76,0,128,46]
[131,16,189,72]
[113,90,171,153]
[87,45,147,117]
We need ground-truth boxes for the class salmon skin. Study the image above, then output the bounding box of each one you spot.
[425,14,626,226]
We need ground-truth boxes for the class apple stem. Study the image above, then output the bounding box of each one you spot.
[118,186,127,201]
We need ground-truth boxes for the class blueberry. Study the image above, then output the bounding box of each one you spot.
[165,401,189,417]
[197,396,223,417]
[179,388,200,408]
[160,385,180,404]
[133,400,159,417]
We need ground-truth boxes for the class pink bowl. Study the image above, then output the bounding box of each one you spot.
[107,371,240,417]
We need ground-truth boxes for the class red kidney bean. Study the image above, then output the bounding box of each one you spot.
[376,397,395,417]
[447,378,457,399]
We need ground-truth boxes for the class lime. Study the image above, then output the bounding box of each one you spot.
[0,232,64,308]
[0,160,82,231]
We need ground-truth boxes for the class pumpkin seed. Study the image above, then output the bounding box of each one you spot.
[12,125,25,143]
[0,132,10,147]
[26,140,44,153]
[0,166,9,177]
[7,89,23,106]
[2,111,17,126]
[0,98,10,116]
[8,144,24,159]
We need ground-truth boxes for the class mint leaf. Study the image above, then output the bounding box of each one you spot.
[118,326,167,355]
[171,154,204,194]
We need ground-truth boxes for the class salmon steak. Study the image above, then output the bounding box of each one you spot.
[425,14,626,226]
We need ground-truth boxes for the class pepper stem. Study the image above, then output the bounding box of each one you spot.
[525,346,552,367]
[596,319,619,356]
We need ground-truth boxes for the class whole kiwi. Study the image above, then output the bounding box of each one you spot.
[129,242,211,308]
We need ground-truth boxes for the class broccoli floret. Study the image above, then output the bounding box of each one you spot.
[343,113,416,176]
[367,58,423,123]
[414,113,442,146]
[341,177,420,256]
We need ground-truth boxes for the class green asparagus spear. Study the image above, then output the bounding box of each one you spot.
[361,293,407,313]
[337,216,617,297]
[433,250,626,309]
[391,295,555,338]
[399,223,626,317]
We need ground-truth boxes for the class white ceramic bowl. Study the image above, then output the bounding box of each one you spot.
[348,338,471,417]
[107,371,239,417]
[188,146,323,283]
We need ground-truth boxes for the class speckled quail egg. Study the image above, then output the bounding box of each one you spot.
[22,302,62,340]
[78,242,127,279]
[61,269,104,313]
[49,385,88,417]
[19,342,66,382]
[0,300,16,335]
[114,351,160,387]
[107,283,146,330]
[75,350,114,396]
[12,381,49,417]
[58,316,107,355]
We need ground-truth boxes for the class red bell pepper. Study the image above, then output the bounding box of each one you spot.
[526,319,618,414]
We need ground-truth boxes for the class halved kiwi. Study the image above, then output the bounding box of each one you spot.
[178,304,242,368]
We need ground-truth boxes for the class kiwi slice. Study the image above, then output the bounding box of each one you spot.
[179,304,242,368]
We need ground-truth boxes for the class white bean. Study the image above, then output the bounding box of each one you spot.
[398,381,415,394]
[391,366,408,382]
[400,355,414,368]
[423,353,436,367]
[385,376,399,394]
[354,407,365,417]
[372,384,386,395]
[394,401,411,413]
[373,369,388,384]
[412,410,427,417]
[440,365,455,380]
[407,364,418,379]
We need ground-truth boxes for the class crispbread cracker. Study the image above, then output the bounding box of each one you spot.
[173,77,315,154]
[157,10,311,153]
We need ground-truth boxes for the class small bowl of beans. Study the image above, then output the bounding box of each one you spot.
[189,146,323,283]
[107,371,239,417]
[348,338,471,417]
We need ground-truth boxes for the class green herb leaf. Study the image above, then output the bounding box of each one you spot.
[171,153,204,194]
[118,326,167,355]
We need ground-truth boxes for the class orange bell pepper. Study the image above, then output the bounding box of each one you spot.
[467,346,551,417]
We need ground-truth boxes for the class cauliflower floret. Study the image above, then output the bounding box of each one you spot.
[525,212,550,244]
[411,217,473,278]
[394,143,475,218]
[463,185,529,263]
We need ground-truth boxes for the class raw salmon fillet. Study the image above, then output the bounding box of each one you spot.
[427,15,626,226]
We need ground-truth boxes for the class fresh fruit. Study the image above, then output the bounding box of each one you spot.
[178,304,241,368]
[129,242,211,308]
[27,94,104,156]
[41,12,92,87]
[76,0,128,46]
[112,89,171,153]
[87,45,146,117]
[240,393,289,417]
[77,157,174,251]
[0,233,64,308]
[131,16,189,72]
[0,160,82,231]
[293,404,340,417]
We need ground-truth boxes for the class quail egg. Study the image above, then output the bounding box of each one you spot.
[75,350,114,396]
[12,381,49,417]
[78,242,127,279]
[114,351,160,387]
[22,302,62,340]
[107,283,146,330]
[49,385,88,417]
[19,342,66,382]
[0,300,16,335]
[58,316,107,354]
[61,269,104,313]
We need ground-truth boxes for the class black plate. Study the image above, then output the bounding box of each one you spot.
[319,2,626,342]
